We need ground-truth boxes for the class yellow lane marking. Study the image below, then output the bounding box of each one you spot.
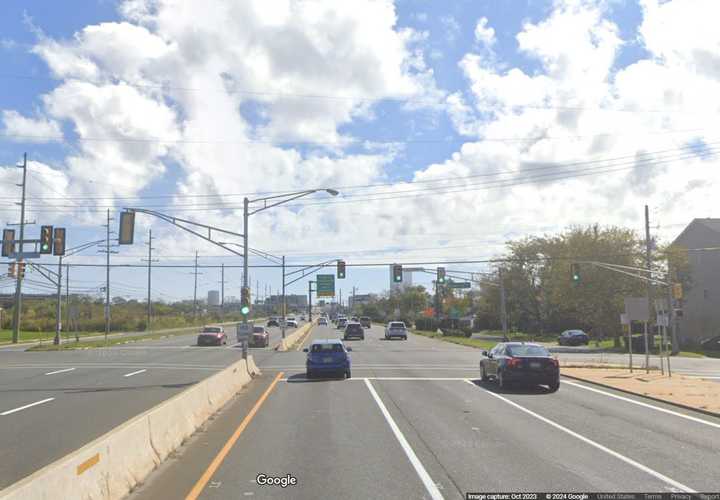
[185,371,284,500]
[76,453,100,475]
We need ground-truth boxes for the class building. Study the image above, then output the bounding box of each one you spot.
[348,293,377,310]
[263,294,308,308]
[672,218,720,345]
[207,290,220,306]
[389,265,414,292]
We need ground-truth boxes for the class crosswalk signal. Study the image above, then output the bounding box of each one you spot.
[40,225,53,254]
[437,267,446,284]
[17,262,26,279]
[53,227,66,256]
[337,260,346,279]
[8,262,16,278]
[571,263,581,284]
[241,287,251,315]
[393,264,403,283]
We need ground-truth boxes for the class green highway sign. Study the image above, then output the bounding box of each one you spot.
[316,274,335,297]
[448,281,471,289]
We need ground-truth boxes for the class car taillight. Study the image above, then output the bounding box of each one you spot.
[550,358,559,367]
[217,333,223,337]
[506,357,521,368]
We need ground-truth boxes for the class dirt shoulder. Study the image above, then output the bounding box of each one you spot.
[561,367,720,417]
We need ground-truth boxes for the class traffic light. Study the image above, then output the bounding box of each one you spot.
[53,227,66,256]
[437,267,446,284]
[241,287,251,315]
[40,226,53,254]
[337,260,346,279]
[672,283,683,300]
[8,262,16,278]
[118,211,135,245]
[17,262,26,279]
[570,263,581,284]
[2,229,15,257]
[393,264,403,283]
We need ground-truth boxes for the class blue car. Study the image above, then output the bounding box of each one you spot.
[303,339,352,379]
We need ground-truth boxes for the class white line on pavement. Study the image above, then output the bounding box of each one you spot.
[364,378,444,500]
[562,380,720,429]
[1,398,55,416]
[123,369,147,377]
[462,380,695,493]
[280,377,470,382]
[44,368,75,375]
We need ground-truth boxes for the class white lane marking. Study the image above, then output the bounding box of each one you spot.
[44,367,76,375]
[1,398,55,416]
[280,377,470,381]
[364,378,444,500]
[684,375,720,379]
[562,380,720,429]
[123,369,147,377]
[463,380,695,493]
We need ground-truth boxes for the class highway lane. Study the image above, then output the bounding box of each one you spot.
[0,321,300,489]
[130,323,720,500]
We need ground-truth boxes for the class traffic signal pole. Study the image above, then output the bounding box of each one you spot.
[12,154,27,343]
[242,197,249,359]
[54,255,63,345]
[282,255,286,339]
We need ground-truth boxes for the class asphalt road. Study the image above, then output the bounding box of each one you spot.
[0,321,298,489]
[130,324,720,500]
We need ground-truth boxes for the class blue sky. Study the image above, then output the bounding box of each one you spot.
[1,0,718,302]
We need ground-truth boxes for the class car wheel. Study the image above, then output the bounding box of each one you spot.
[306,370,313,379]
[345,370,351,379]
[481,365,489,382]
[548,381,560,393]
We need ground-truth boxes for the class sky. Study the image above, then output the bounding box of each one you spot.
[1,0,719,303]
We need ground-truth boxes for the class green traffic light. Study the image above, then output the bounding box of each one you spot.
[241,306,250,315]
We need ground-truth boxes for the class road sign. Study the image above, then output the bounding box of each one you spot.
[237,322,253,342]
[620,313,629,325]
[448,281,471,289]
[9,251,41,259]
[656,313,669,327]
[316,274,335,297]
[624,297,649,322]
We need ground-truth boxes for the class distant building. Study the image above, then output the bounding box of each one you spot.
[264,294,307,308]
[348,293,377,309]
[225,295,239,304]
[207,290,220,306]
[672,218,720,345]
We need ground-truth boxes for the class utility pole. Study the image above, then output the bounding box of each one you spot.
[352,286,356,313]
[53,255,63,345]
[11,153,28,343]
[281,255,287,339]
[104,209,112,342]
[220,263,225,319]
[193,251,199,318]
[308,280,314,321]
[644,204,652,373]
[142,229,158,332]
[339,288,342,313]
[65,263,70,343]
[499,266,508,341]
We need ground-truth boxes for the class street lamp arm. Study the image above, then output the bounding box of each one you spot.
[247,190,320,216]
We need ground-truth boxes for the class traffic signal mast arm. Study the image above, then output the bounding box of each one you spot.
[580,260,670,286]
[285,259,339,286]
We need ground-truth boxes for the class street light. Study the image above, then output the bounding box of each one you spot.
[242,188,339,337]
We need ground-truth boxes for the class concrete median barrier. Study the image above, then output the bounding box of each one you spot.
[0,356,261,500]
[276,321,315,351]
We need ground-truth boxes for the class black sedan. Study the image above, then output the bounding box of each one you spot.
[701,335,720,352]
[558,330,589,346]
[480,342,560,392]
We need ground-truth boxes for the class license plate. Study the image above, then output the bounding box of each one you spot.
[530,362,541,369]
[323,357,334,363]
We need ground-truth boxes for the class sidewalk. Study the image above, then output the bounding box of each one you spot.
[561,367,720,417]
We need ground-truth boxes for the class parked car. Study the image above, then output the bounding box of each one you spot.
[480,342,559,392]
[197,326,227,346]
[285,317,298,328]
[701,335,720,352]
[360,316,372,328]
[344,322,365,340]
[249,326,270,348]
[304,339,352,379]
[336,318,348,329]
[318,317,329,326]
[385,321,408,340]
[558,330,589,346]
[267,317,280,327]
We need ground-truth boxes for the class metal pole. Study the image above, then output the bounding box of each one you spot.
[666,283,673,377]
[628,321,634,373]
[54,256,63,345]
[193,251,198,318]
[281,255,286,339]
[12,153,27,343]
[242,197,249,359]
[221,263,225,319]
[644,204,651,373]
[65,263,71,342]
[147,229,152,332]
[105,209,110,342]
[308,281,313,321]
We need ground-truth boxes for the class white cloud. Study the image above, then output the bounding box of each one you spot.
[1,110,62,142]
[474,17,496,46]
[441,16,461,44]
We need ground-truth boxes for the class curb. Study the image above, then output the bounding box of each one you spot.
[560,373,720,419]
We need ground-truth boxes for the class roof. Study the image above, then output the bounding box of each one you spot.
[310,338,343,345]
[502,342,542,346]
[673,218,720,246]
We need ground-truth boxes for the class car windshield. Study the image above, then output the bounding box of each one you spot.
[201,327,221,333]
[507,345,550,357]
[310,343,344,353]
[347,324,362,331]
[252,327,265,333]
[389,322,405,328]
